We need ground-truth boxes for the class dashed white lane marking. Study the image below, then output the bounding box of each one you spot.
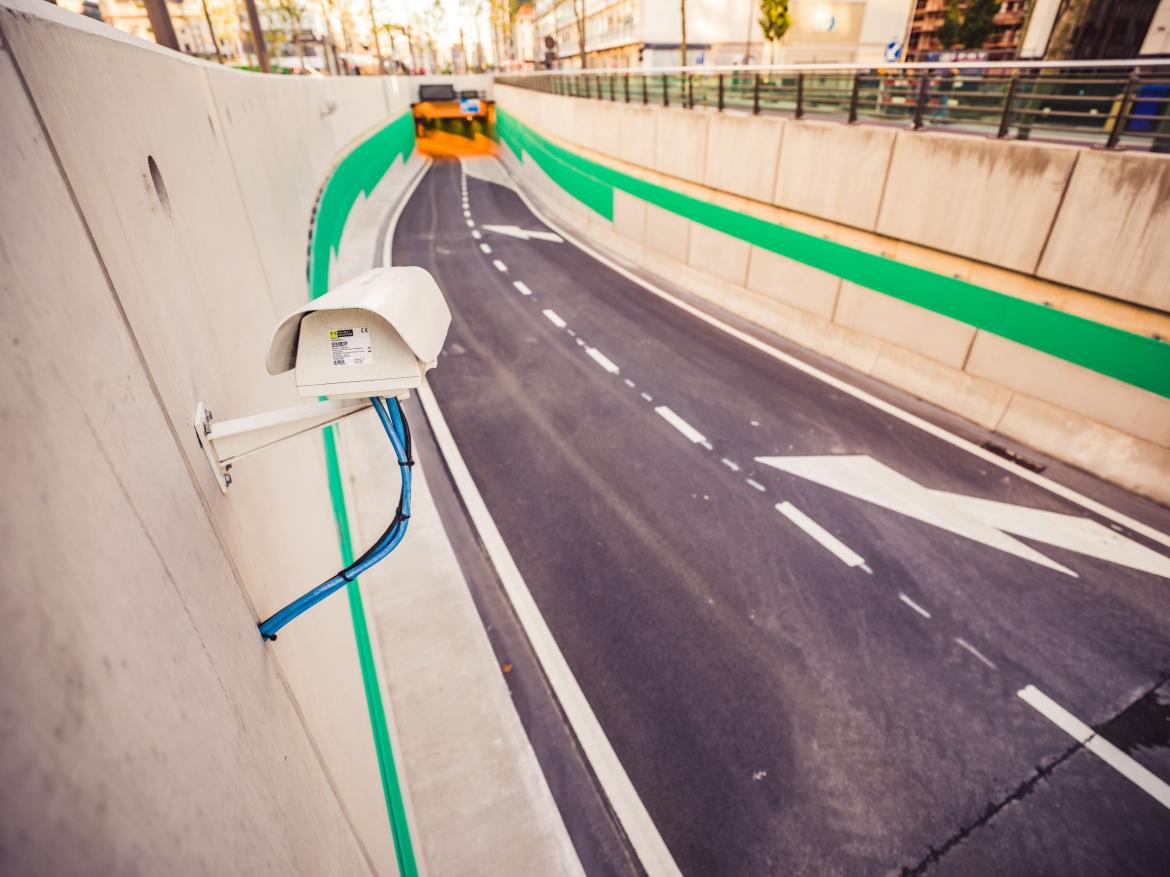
[472,229,482,239]
[575,338,586,347]
[492,259,508,273]
[513,280,532,296]
[640,392,653,402]
[566,329,576,336]
[898,593,932,619]
[721,458,741,472]
[654,406,707,444]
[1018,685,1170,810]
[507,155,1170,553]
[466,219,475,228]
[542,309,567,329]
[955,638,997,669]
[624,378,636,388]
[585,347,621,374]
[775,501,867,570]
[416,382,684,877]
[463,210,471,219]
[480,243,492,254]
[699,440,714,451]
[745,479,766,492]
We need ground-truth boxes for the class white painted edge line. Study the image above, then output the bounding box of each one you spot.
[954,637,997,670]
[513,280,533,296]
[496,157,1170,552]
[898,592,932,619]
[1018,685,1170,810]
[480,243,492,254]
[417,380,684,876]
[776,501,866,569]
[542,308,567,329]
[493,259,508,273]
[586,347,621,374]
[654,406,706,444]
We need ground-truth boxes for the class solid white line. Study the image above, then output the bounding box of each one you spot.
[471,229,482,240]
[498,157,1170,551]
[1018,685,1170,810]
[640,392,653,402]
[775,501,866,568]
[542,309,567,329]
[954,637,997,669]
[417,381,684,876]
[745,479,766,492]
[898,593,932,619]
[721,458,741,472]
[480,243,492,254]
[513,280,533,296]
[585,347,621,374]
[493,259,508,272]
[654,406,706,444]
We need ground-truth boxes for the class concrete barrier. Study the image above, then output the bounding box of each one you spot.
[0,2,501,874]
[493,85,1169,314]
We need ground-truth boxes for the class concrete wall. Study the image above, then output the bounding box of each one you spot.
[497,85,1170,314]
[0,3,461,873]
[496,89,1170,503]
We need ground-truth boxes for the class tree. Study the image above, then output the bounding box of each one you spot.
[937,0,963,48]
[757,0,790,65]
[959,0,999,49]
[573,0,586,67]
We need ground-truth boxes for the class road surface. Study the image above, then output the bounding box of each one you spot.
[392,157,1170,876]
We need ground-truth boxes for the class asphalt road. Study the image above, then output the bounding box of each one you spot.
[393,157,1170,876]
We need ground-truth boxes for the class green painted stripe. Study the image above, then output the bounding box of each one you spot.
[497,108,1170,399]
[308,111,418,877]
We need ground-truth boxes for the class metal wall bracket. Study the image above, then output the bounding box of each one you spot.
[193,398,373,493]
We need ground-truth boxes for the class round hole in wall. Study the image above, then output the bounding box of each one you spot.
[147,155,171,217]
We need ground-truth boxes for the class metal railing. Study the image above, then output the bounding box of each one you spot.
[496,60,1170,152]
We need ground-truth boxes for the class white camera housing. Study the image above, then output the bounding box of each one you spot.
[195,266,450,492]
[267,266,451,399]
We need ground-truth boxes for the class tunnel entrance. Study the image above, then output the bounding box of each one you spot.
[412,84,497,160]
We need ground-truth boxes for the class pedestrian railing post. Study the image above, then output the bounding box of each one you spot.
[642,73,648,105]
[687,72,694,109]
[609,74,616,101]
[997,73,1020,138]
[718,72,725,112]
[624,73,630,103]
[847,71,861,123]
[1106,72,1140,149]
[912,75,930,129]
[753,72,761,115]
[663,74,669,107]
[796,71,805,118]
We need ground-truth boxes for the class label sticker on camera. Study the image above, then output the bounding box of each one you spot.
[329,327,373,367]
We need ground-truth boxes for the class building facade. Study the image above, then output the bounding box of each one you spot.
[904,0,1030,61]
[529,0,913,68]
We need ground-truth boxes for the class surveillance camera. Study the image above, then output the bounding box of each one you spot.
[267,266,451,399]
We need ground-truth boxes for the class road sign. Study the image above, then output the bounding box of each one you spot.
[756,455,1170,579]
[459,97,481,115]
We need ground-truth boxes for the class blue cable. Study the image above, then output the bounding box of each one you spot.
[258,396,413,641]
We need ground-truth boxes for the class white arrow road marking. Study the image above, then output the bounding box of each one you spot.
[776,501,868,570]
[654,406,706,444]
[756,455,1170,579]
[1018,685,1170,810]
[482,223,564,243]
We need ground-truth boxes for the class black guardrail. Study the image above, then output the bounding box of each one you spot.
[497,62,1170,152]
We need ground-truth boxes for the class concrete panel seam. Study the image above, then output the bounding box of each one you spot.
[872,130,899,235]
[1033,148,1080,277]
